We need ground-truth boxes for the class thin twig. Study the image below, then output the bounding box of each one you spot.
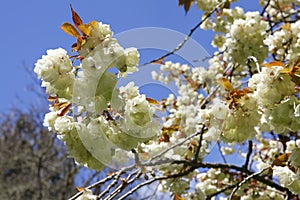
[206,183,239,199]
[148,183,160,200]
[229,167,270,199]
[193,126,205,161]
[171,160,288,193]
[199,85,220,109]
[118,177,166,200]
[260,0,271,16]
[98,171,122,199]
[69,165,135,200]
[217,142,227,164]
[118,166,196,200]
[149,131,202,162]
[141,2,224,66]
[104,168,142,200]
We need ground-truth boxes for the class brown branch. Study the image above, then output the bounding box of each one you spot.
[193,126,205,161]
[243,140,253,170]
[68,165,135,200]
[149,131,202,162]
[117,165,197,200]
[171,160,289,194]
[206,183,239,200]
[260,0,272,16]
[229,167,271,199]
[104,168,142,200]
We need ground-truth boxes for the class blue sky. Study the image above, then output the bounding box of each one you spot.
[0,0,261,112]
[0,0,209,112]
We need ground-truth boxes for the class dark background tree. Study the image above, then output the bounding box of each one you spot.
[0,108,80,199]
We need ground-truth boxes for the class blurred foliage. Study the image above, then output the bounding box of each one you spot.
[0,108,79,199]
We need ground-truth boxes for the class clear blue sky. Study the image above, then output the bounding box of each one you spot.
[0,0,260,112]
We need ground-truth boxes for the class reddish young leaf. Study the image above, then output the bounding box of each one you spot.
[58,103,72,117]
[174,194,185,200]
[76,187,84,192]
[61,22,81,38]
[217,78,234,91]
[78,24,93,36]
[261,61,286,68]
[178,0,193,13]
[281,23,291,31]
[53,101,70,111]
[146,97,160,105]
[70,4,83,28]
[162,125,180,136]
[226,87,252,110]
[47,95,58,102]
[272,153,291,167]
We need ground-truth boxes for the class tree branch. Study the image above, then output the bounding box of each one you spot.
[193,126,205,161]
[104,168,142,200]
[171,160,289,194]
[149,131,203,162]
[141,2,223,66]
[206,183,239,199]
[260,0,271,16]
[117,165,197,200]
[243,140,253,170]
[229,167,270,199]
[68,165,135,200]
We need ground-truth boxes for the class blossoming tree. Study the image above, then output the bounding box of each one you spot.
[34,1,300,199]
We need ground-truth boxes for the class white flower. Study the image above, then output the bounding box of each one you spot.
[204,127,220,142]
[224,11,268,65]
[54,116,74,133]
[269,140,278,148]
[221,146,235,155]
[195,0,221,12]
[296,139,300,147]
[34,48,72,82]
[43,111,58,131]
[273,166,295,186]
[125,47,139,67]
[119,82,140,99]
[209,99,228,120]
[248,66,295,106]
[267,148,280,158]
[286,141,296,153]
[125,95,152,126]
[118,47,140,77]
[92,22,113,40]
[256,162,270,171]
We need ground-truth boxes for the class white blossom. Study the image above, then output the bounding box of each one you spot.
[34,48,72,82]
[54,116,74,133]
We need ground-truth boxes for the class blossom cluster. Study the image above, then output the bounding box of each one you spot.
[34,1,300,199]
[259,0,300,21]
[35,20,158,170]
[140,0,300,197]
[264,20,300,61]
